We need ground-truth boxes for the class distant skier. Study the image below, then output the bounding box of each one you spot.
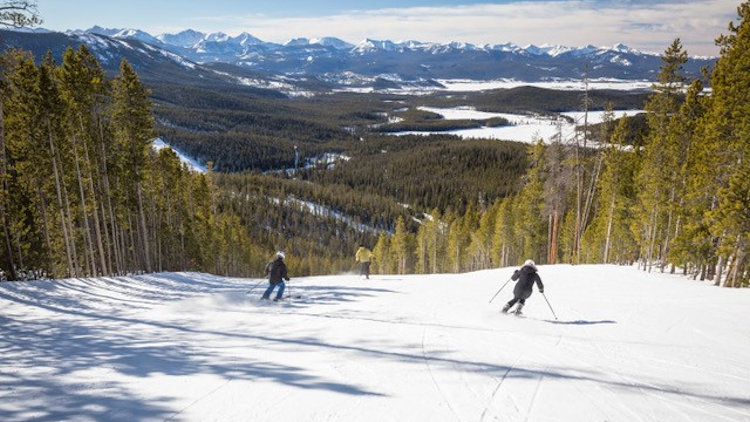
[502,259,544,315]
[355,244,372,279]
[262,251,290,301]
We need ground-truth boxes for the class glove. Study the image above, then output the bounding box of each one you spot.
[539,288,544,294]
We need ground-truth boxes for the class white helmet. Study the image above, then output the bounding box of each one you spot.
[523,259,536,269]
[277,251,286,259]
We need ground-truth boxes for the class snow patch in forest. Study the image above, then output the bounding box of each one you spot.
[151,138,206,173]
[209,70,314,97]
[269,195,383,235]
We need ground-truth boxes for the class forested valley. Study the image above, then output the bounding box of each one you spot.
[0,4,748,287]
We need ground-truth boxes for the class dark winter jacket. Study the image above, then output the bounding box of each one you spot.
[265,257,289,285]
[511,264,543,299]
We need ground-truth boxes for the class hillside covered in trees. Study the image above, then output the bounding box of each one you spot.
[358,5,750,287]
[0,3,747,288]
[0,47,268,280]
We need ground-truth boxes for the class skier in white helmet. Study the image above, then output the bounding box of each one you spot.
[262,251,290,301]
[502,259,544,315]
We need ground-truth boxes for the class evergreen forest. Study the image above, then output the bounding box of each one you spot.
[0,2,748,287]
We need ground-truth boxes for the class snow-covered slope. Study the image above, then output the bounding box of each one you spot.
[1,265,748,421]
[152,138,206,173]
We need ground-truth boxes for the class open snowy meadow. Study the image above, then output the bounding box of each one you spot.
[389,106,644,144]
[1,265,749,421]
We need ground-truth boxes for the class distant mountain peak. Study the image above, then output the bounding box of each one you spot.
[353,38,400,53]
[156,29,205,48]
[83,25,121,36]
[284,37,310,47]
[231,32,264,46]
[205,32,230,43]
[312,37,353,49]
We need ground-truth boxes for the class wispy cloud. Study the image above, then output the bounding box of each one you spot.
[154,0,739,56]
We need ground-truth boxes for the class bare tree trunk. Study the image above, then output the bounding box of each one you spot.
[547,214,552,264]
[180,226,186,270]
[581,150,603,238]
[118,224,129,274]
[714,254,724,287]
[603,190,616,263]
[48,128,74,276]
[36,183,52,265]
[431,229,437,274]
[99,200,112,274]
[79,129,108,276]
[573,139,582,265]
[661,186,677,272]
[574,72,591,264]
[550,210,559,264]
[725,237,745,288]
[70,132,96,276]
[646,206,659,273]
[127,213,138,271]
[96,118,117,274]
[137,184,152,272]
[13,225,24,273]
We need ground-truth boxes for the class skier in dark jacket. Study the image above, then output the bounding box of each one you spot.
[261,251,290,301]
[502,259,544,315]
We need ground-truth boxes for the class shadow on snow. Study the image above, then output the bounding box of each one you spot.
[1,273,747,421]
[544,319,618,325]
[0,274,388,422]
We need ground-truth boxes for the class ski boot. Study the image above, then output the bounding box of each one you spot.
[501,303,511,313]
[512,303,524,315]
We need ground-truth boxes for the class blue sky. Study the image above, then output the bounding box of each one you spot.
[40,0,741,55]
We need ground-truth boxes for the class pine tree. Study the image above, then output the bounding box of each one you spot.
[56,46,109,275]
[0,0,44,279]
[513,142,547,264]
[372,232,391,274]
[3,52,49,275]
[702,2,750,286]
[542,130,573,264]
[468,203,497,271]
[586,115,638,264]
[111,58,156,272]
[665,80,709,274]
[415,221,429,274]
[635,39,688,272]
[391,216,412,274]
[38,53,78,276]
[491,198,515,267]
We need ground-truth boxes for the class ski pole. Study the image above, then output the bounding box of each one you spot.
[541,292,558,320]
[489,277,513,303]
[246,279,265,295]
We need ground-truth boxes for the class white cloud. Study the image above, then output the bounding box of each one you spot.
[156,0,739,56]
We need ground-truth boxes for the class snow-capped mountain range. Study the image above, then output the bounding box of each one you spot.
[76,26,649,60]
[0,26,715,95]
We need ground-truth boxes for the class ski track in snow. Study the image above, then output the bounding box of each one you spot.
[1,266,750,421]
